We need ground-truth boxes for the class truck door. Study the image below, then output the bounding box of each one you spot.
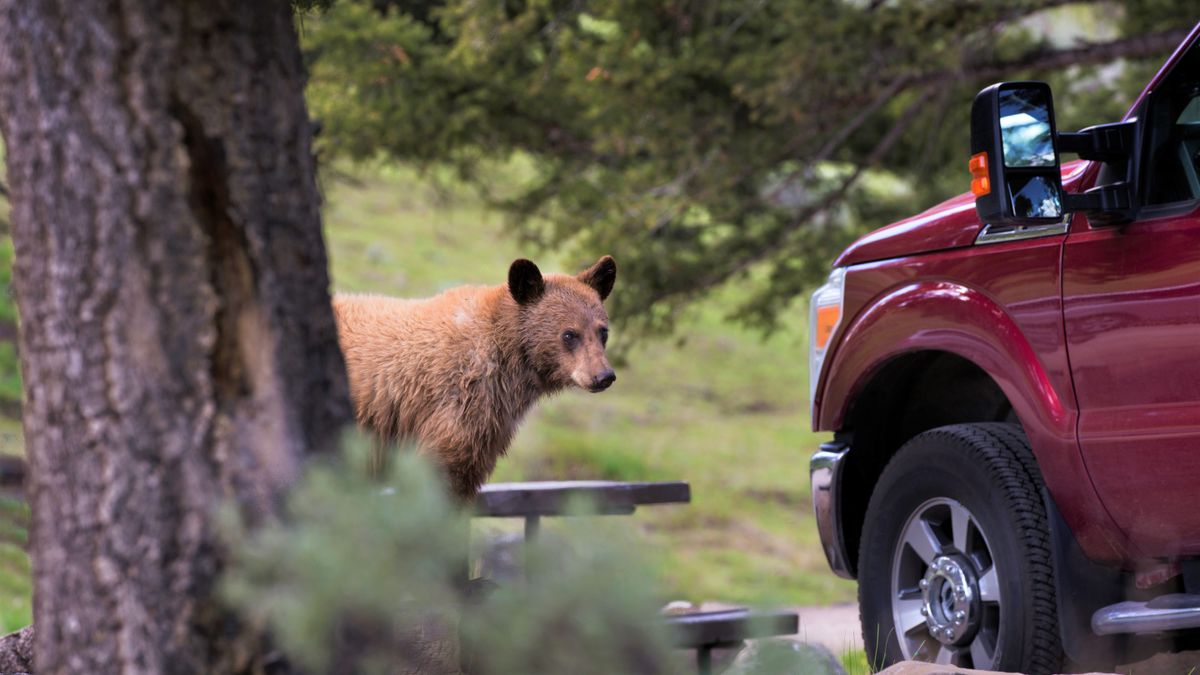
[1062,43,1200,557]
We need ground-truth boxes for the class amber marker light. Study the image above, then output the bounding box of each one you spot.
[969,151,991,197]
[814,305,840,350]
[809,267,846,418]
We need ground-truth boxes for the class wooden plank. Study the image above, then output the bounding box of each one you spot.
[0,457,25,503]
[474,480,690,518]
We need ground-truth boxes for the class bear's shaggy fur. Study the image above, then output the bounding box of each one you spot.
[333,256,617,499]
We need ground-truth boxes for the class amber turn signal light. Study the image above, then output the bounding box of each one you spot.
[969,152,990,197]
[814,304,840,350]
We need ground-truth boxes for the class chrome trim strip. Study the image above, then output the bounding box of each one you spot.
[810,441,854,580]
[974,219,1069,245]
[1092,595,1200,635]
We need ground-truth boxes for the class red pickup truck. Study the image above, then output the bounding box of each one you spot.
[809,22,1200,674]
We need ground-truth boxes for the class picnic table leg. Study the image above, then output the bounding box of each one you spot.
[697,646,712,675]
[523,515,540,582]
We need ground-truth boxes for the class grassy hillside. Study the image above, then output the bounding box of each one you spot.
[325,165,852,608]
[0,163,853,635]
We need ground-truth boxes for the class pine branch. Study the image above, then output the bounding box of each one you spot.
[642,88,933,310]
[810,74,913,167]
[800,23,1188,154]
[628,25,1193,327]
[917,25,1193,86]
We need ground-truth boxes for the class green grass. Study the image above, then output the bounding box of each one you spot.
[322,164,854,608]
[0,418,22,459]
[0,497,29,634]
[840,648,871,675]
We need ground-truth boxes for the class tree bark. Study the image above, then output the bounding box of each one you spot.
[0,1,353,672]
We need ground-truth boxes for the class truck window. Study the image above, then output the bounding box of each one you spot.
[1143,44,1200,206]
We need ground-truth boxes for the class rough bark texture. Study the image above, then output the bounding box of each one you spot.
[0,625,34,674]
[0,1,353,672]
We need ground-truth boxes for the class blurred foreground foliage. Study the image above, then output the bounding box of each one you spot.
[221,435,677,675]
[301,0,1195,341]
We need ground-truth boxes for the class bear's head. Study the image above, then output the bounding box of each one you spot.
[508,255,617,393]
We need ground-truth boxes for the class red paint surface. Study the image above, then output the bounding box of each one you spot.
[1064,202,1200,556]
[833,192,980,268]
[835,163,1091,268]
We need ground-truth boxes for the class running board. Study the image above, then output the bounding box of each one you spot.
[1093,594,1200,635]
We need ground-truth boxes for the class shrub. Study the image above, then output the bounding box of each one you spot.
[221,435,674,674]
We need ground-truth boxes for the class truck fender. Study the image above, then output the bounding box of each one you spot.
[817,280,1130,563]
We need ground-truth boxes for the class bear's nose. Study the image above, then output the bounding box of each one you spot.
[591,370,616,392]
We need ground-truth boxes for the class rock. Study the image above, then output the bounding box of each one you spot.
[877,662,1011,674]
[722,639,846,675]
[877,660,1123,674]
[0,625,34,674]
[662,600,696,615]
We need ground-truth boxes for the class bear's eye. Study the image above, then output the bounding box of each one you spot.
[562,330,579,347]
[599,327,609,346]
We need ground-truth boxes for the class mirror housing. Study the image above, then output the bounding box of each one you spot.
[971,81,1066,226]
[971,81,1137,227]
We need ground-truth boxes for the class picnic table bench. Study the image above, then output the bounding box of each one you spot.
[473,480,800,674]
[669,608,800,675]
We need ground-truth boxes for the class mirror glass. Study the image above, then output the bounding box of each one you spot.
[1008,174,1062,219]
[999,88,1056,168]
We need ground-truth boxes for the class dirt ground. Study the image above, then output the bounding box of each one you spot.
[790,603,863,655]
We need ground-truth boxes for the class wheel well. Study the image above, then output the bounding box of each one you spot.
[837,351,1017,577]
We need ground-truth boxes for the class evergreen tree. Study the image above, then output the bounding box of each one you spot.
[302,1,1194,339]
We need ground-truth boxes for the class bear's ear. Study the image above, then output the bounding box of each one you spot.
[577,255,616,301]
[508,259,545,305]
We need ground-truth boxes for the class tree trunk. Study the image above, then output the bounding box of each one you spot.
[0,1,353,672]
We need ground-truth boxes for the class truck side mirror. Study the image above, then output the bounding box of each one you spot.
[971,81,1065,225]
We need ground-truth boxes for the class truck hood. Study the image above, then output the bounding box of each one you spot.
[833,161,1089,268]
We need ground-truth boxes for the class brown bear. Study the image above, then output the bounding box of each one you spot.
[332,256,617,499]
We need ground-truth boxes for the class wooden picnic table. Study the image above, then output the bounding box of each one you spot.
[472,480,799,674]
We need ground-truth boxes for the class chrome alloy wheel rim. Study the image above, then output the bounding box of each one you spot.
[890,498,1002,668]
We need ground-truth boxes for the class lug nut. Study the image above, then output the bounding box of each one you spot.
[920,579,929,590]
[920,606,928,617]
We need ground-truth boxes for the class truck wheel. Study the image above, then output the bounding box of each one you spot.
[858,423,1063,674]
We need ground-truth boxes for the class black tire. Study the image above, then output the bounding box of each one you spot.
[858,423,1064,674]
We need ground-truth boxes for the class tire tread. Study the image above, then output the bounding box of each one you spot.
[858,422,1065,674]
